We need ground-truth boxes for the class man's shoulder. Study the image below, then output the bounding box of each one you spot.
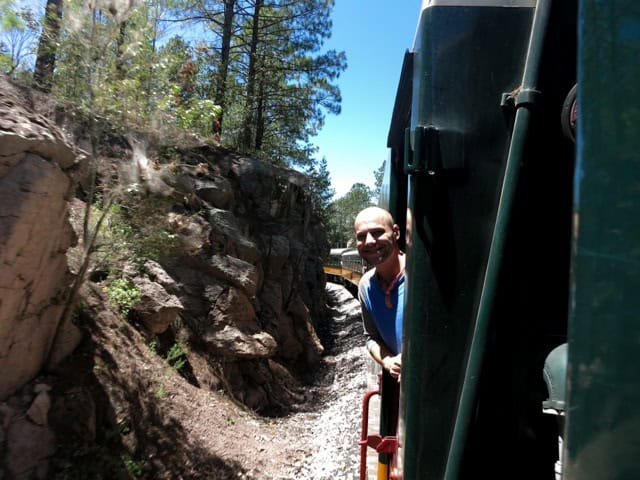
[359,268,376,292]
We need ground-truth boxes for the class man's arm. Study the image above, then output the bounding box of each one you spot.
[359,273,402,379]
[367,341,401,379]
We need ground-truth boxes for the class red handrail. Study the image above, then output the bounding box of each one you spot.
[360,381,381,480]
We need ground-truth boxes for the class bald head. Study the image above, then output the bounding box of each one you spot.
[354,206,400,269]
[354,206,394,231]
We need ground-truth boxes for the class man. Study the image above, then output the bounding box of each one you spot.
[354,206,405,380]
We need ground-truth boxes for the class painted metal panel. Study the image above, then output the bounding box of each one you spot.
[401,4,535,478]
[564,1,640,478]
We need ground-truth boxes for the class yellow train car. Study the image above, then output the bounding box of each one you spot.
[324,248,365,296]
[323,247,349,279]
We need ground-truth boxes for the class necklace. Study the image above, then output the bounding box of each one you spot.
[379,269,405,308]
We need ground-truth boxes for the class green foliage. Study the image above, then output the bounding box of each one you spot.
[153,38,226,139]
[165,342,187,371]
[0,1,22,30]
[50,436,147,480]
[121,453,146,477]
[51,445,121,479]
[373,160,386,199]
[176,97,221,133]
[51,1,194,137]
[148,339,187,372]
[70,301,87,325]
[220,0,346,166]
[14,0,346,170]
[166,84,223,138]
[104,278,141,316]
[0,51,11,71]
[326,183,374,247]
[103,202,134,251]
[134,227,180,264]
[304,156,334,222]
[101,199,179,267]
[155,384,166,399]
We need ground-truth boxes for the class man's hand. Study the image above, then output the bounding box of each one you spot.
[382,353,402,380]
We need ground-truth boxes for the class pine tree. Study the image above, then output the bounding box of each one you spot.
[33,0,62,92]
[373,160,386,199]
[327,183,374,247]
[227,0,345,166]
[304,156,335,223]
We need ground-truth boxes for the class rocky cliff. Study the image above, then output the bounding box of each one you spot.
[0,78,82,401]
[0,75,330,478]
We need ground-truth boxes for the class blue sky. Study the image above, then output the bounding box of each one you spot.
[313,1,422,198]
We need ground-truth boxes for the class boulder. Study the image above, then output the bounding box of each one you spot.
[128,266,184,334]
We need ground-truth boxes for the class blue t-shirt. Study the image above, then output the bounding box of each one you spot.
[358,268,405,355]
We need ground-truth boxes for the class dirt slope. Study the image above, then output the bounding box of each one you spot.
[47,282,367,479]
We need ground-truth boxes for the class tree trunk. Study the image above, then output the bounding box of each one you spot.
[33,0,63,92]
[115,20,127,80]
[213,0,236,135]
[254,73,266,151]
[240,0,263,152]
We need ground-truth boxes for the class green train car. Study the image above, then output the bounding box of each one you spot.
[362,0,640,479]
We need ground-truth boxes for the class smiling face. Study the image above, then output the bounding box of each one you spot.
[354,207,399,267]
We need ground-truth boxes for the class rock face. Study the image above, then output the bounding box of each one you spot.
[0,76,81,401]
[160,146,329,410]
[1,72,329,438]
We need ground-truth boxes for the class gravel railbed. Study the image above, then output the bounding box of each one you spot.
[273,282,379,480]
